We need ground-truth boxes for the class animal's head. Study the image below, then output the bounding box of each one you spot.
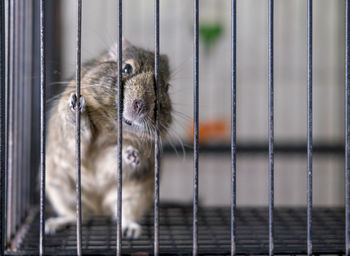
[108,38,172,139]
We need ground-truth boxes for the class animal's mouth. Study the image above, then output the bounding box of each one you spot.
[123,117,133,126]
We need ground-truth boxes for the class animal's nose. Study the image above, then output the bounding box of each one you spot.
[133,99,148,113]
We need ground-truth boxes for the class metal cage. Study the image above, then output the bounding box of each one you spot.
[0,0,349,255]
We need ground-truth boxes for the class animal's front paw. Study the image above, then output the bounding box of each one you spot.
[122,221,141,239]
[69,93,85,113]
[123,146,140,168]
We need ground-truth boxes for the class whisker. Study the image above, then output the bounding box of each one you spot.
[170,56,192,79]
[172,110,192,121]
[48,81,72,87]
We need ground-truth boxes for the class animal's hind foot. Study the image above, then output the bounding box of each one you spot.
[122,221,141,239]
[45,216,75,235]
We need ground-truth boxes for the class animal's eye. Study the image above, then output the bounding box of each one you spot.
[122,64,133,74]
[165,83,170,92]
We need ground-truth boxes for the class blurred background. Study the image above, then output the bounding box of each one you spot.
[45,0,346,207]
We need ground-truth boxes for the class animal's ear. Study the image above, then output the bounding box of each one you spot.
[122,37,133,50]
[108,37,134,60]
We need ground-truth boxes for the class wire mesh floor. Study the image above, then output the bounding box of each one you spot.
[6,205,345,255]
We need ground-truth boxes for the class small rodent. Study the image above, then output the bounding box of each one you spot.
[45,38,172,238]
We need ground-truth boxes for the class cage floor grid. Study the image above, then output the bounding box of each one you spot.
[7,206,345,255]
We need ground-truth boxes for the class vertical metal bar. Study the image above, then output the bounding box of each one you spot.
[13,0,18,230]
[29,0,40,207]
[6,0,13,241]
[307,0,313,255]
[39,0,46,255]
[14,0,19,226]
[4,0,9,245]
[13,0,18,234]
[3,0,10,249]
[20,0,27,219]
[230,0,237,255]
[154,0,160,255]
[193,0,199,255]
[19,0,23,224]
[0,0,6,253]
[268,0,274,255]
[22,0,30,217]
[346,0,350,255]
[27,0,33,213]
[18,0,24,224]
[116,0,123,255]
[75,0,82,255]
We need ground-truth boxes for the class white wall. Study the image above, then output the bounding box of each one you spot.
[57,0,346,206]
[160,154,345,207]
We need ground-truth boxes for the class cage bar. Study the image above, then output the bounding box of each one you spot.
[18,0,24,225]
[21,0,28,221]
[14,0,18,229]
[193,0,199,255]
[39,0,46,255]
[7,0,12,239]
[230,0,237,255]
[15,0,19,226]
[154,0,160,255]
[116,0,123,255]
[13,0,18,236]
[307,0,313,255]
[22,0,30,219]
[18,0,22,224]
[74,0,82,255]
[6,0,13,241]
[268,0,274,255]
[345,0,350,255]
[0,0,5,254]
[4,0,9,246]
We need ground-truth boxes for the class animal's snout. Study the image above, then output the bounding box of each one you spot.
[133,99,149,114]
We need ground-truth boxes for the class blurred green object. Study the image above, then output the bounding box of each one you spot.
[199,23,223,53]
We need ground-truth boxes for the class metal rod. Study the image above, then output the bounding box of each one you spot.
[18,0,23,222]
[0,0,6,253]
[231,0,237,255]
[163,143,345,155]
[75,0,82,255]
[154,0,160,255]
[18,0,24,224]
[13,0,18,230]
[268,0,274,255]
[39,0,46,254]
[13,0,18,234]
[345,0,350,255]
[6,0,13,241]
[3,0,9,248]
[21,0,28,219]
[22,0,30,218]
[15,0,21,225]
[307,1,313,255]
[116,0,123,255]
[193,0,199,255]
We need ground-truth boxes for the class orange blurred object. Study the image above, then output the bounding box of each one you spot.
[187,119,229,143]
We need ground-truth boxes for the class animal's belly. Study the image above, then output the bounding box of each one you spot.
[80,165,117,216]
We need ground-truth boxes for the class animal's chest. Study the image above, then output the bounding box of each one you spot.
[81,143,149,192]
[79,139,117,192]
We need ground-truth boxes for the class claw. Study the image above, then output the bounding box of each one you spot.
[69,93,85,113]
[123,146,140,168]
